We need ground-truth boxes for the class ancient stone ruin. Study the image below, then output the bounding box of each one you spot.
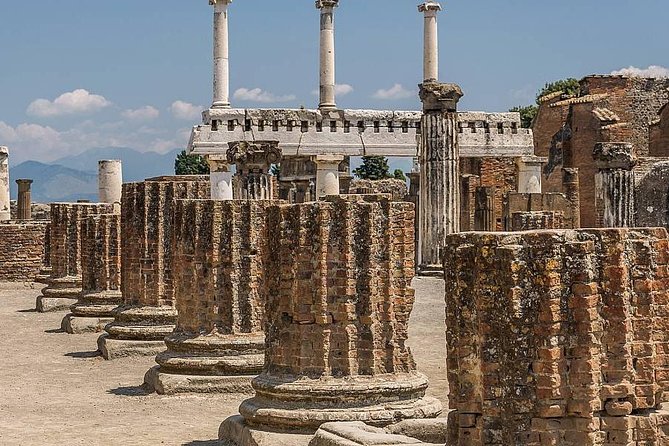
[97,176,209,359]
[444,228,669,445]
[144,199,272,394]
[220,195,441,443]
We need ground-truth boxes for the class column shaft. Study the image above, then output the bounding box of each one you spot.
[98,160,123,208]
[0,147,9,221]
[314,156,342,199]
[212,0,231,108]
[16,179,33,220]
[418,2,442,82]
[317,1,338,110]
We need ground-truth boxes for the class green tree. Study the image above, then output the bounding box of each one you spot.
[510,105,538,129]
[174,150,210,175]
[537,78,581,102]
[393,169,407,181]
[353,156,391,180]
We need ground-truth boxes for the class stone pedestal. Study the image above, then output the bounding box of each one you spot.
[418,82,463,274]
[444,228,669,445]
[62,214,122,334]
[227,141,281,200]
[221,195,441,443]
[37,203,114,312]
[208,156,234,200]
[15,179,33,220]
[144,199,272,394]
[515,156,546,194]
[314,155,343,199]
[473,186,495,231]
[594,142,637,228]
[98,176,209,359]
[0,147,9,221]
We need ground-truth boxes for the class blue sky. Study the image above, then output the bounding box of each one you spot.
[1,0,668,165]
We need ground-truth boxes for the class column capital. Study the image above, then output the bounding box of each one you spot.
[16,179,33,185]
[593,142,637,170]
[209,0,232,6]
[0,146,7,157]
[316,0,339,9]
[418,2,442,13]
[227,141,282,168]
[419,81,463,112]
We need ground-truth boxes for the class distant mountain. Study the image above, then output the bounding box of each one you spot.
[9,147,182,202]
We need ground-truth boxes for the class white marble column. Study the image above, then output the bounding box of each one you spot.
[208,156,233,200]
[314,155,343,199]
[211,0,232,109]
[98,160,123,209]
[316,0,338,110]
[418,2,441,82]
[0,147,10,221]
[516,156,546,194]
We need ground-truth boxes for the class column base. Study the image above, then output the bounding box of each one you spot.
[144,365,254,395]
[97,333,166,360]
[61,314,114,334]
[104,305,177,340]
[219,415,312,446]
[35,267,52,284]
[417,264,443,278]
[239,372,442,432]
[36,296,78,313]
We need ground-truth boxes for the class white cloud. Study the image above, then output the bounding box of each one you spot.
[121,106,159,121]
[169,100,203,120]
[372,83,414,100]
[27,89,111,117]
[233,87,296,103]
[611,65,669,78]
[311,84,355,97]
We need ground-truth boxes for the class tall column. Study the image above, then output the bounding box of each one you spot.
[418,82,463,273]
[227,141,281,200]
[316,0,338,110]
[0,147,9,221]
[313,155,343,199]
[211,0,232,109]
[98,160,122,211]
[516,156,546,194]
[593,142,637,228]
[562,167,581,228]
[418,2,441,82]
[15,179,33,220]
[208,155,233,200]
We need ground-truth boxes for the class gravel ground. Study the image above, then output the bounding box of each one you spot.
[0,278,447,445]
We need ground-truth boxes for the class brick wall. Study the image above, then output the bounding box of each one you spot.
[81,214,121,294]
[444,228,669,445]
[348,178,408,201]
[461,157,516,231]
[0,222,48,281]
[121,176,209,308]
[650,104,669,157]
[172,199,272,335]
[49,203,114,279]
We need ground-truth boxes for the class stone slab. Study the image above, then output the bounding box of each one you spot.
[416,265,443,278]
[36,296,78,313]
[97,334,166,360]
[144,365,254,395]
[219,415,312,446]
[385,418,450,444]
[310,422,434,446]
[61,314,114,334]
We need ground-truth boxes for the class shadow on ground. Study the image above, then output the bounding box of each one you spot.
[44,328,65,334]
[16,308,37,313]
[182,441,222,446]
[108,384,152,396]
[65,350,101,359]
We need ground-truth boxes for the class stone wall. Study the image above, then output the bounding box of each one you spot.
[504,192,576,230]
[510,211,565,231]
[10,202,50,220]
[348,178,408,201]
[0,222,48,281]
[650,104,669,157]
[444,228,669,445]
[636,161,669,228]
[121,176,209,308]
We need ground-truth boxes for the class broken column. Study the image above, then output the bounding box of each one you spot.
[473,186,495,231]
[313,155,343,199]
[562,167,581,228]
[593,142,636,228]
[444,228,669,445]
[36,203,114,312]
[61,214,122,334]
[221,195,441,439]
[144,199,273,394]
[15,179,33,220]
[418,82,463,272]
[35,222,52,283]
[208,155,233,200]
[316,0,339,110]
[227,141,281,200]
[97,176,209,359]
[211,0,232,109]
[516,156,546,194]
[0,147,9,221]
[98,160,122,211]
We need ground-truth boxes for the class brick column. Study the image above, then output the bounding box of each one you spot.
[144,199,274,394]
[223,195,441,438]
[15,179,33,220]
[418,82,463,274]
[227,141,281,200]
[562,167,581,228]
[98,176,209,359]
[61,214,122,334]
[593,142,637,228]
[36,203,114,312]
[35,222,52,283]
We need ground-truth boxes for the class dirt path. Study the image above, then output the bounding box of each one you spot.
[0,278,447,445]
